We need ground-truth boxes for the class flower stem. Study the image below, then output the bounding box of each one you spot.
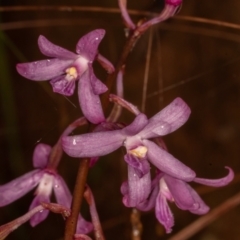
[64,158,90,240]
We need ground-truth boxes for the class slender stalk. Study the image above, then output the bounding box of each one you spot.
[64,158,90,240]
[84,186,105,240]
[64,5,177,238]
[141,28,153,112]
[168,192,240,240]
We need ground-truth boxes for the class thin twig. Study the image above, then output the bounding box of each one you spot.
[155,27,164,108]
[141,27,153,112]
[168,192,240,240]
[2,6,240,32]
[84,186,105,240]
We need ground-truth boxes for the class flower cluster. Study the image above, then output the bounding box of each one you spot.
[16,29,112,124]
[62,96,234,233]
[0,143,92,234]
[0,1,235,237]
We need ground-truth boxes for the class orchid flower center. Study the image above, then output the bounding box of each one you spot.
[35,173,54,197]
[65,67,78,81]
[129,146,148,158]
[65,56,89,82]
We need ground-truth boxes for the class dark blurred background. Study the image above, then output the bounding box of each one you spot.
[0,0,240,239]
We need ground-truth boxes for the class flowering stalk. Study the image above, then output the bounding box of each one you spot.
[64,3,190,237]
[84,186,105,240]
[64,158,90,240]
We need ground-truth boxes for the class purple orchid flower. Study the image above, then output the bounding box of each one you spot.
[16,29,109,124]
[135,167,234,233]
[62,97,196,206]
[0,143,92,234]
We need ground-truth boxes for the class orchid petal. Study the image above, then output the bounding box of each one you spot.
[33,143,51,169]
[194,167,234,187]
[155,192,174,233]
[164,175,198,211]
[53,175,71,207]
[16,58,73,81]
[186,185,210,215]
[137,183,159,211]
[29,194,50,227]
[124,154,150,178]
[144,140,195,181]
[88,65,108,95]
[120,181,129,195]
[76,216,93,234]
[76,29,105,61]
[0,170,43,206]
[96,54,115,74]
[62,130,125,158]
[122,113,148,136]
[38,35,77,59]
[122,165,151,207]
[89,157,99,167]
[139,97,191,139]
[50,75,76,96]
[78,66,105,124]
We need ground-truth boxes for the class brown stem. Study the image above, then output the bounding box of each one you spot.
[131,208,142,240]
[64,158,90,240]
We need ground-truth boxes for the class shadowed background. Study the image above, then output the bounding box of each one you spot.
[0,0,240,239]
